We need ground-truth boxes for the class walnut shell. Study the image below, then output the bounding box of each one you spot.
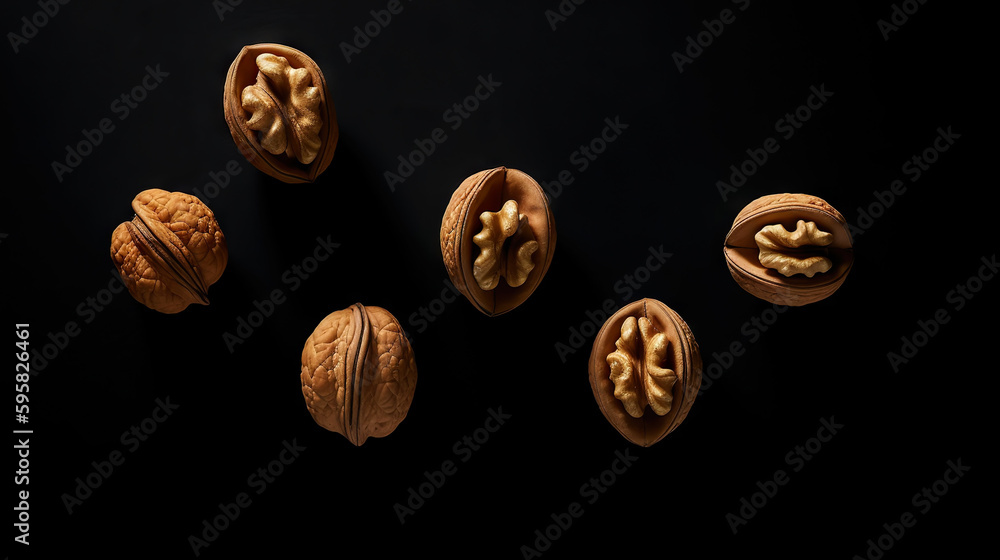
[588,299,701,447]
[440,166,556,316]
[724,193,854,306]
[224,43,338,183]
[110,189,228,314]
[300,304,417,446]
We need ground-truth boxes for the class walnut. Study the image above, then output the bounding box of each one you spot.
[440,166,556,316]
[589,299,701,447]
[724,193,854,306]
[224,43,338,183]
[110,189,228,314]
[300,304,417,446]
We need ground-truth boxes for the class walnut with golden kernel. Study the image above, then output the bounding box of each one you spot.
[724,193,854,306]
[588,299,701,447]
[110,189,228,314]
[300,304,417,446]
[440,166,556,316]
[224,43,338,183]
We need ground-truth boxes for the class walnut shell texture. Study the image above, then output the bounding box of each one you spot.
[224,43,338,183]
[589,299,702,447]
[440,166,556,316]
[724,193,854,306]
[300,304,417,446]
[110,189,228,314]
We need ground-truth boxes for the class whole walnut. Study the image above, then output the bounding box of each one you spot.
[110,189,228,314]
[300,304,418,446]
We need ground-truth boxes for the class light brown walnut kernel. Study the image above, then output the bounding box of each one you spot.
[472,199,539,291]
[755,219,834,278]
[607,316,678,418]
[241,53,323,165]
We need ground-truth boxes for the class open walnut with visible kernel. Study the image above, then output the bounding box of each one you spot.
[724,193,854,306]
[440,166,556,316]
[589,299,702,447]
[224,43,338,183]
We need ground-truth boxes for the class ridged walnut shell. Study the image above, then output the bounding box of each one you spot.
[224,43,338,183]
[724,193,854,306]
[110,189,228,314]
[440,166,556,316]
[588,299,701,447]
[300,303,417,446]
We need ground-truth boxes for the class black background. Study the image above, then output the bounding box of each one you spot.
[4,0,994,558]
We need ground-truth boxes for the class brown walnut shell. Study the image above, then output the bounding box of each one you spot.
[588,299,701,447]
[224,43,338,183]
[300,303,417,446]
[440,166,556,316]
[110,189,228,314]
[724,193,854,306]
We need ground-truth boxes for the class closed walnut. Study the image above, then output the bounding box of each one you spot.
[110,189,228,314]
[440,166,556,316]
[589,299,701,447]
[300,304,417,446]
[724,193,854,306]
[224,43,338,183]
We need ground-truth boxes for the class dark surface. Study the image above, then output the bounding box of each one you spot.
[4,0,993,558]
